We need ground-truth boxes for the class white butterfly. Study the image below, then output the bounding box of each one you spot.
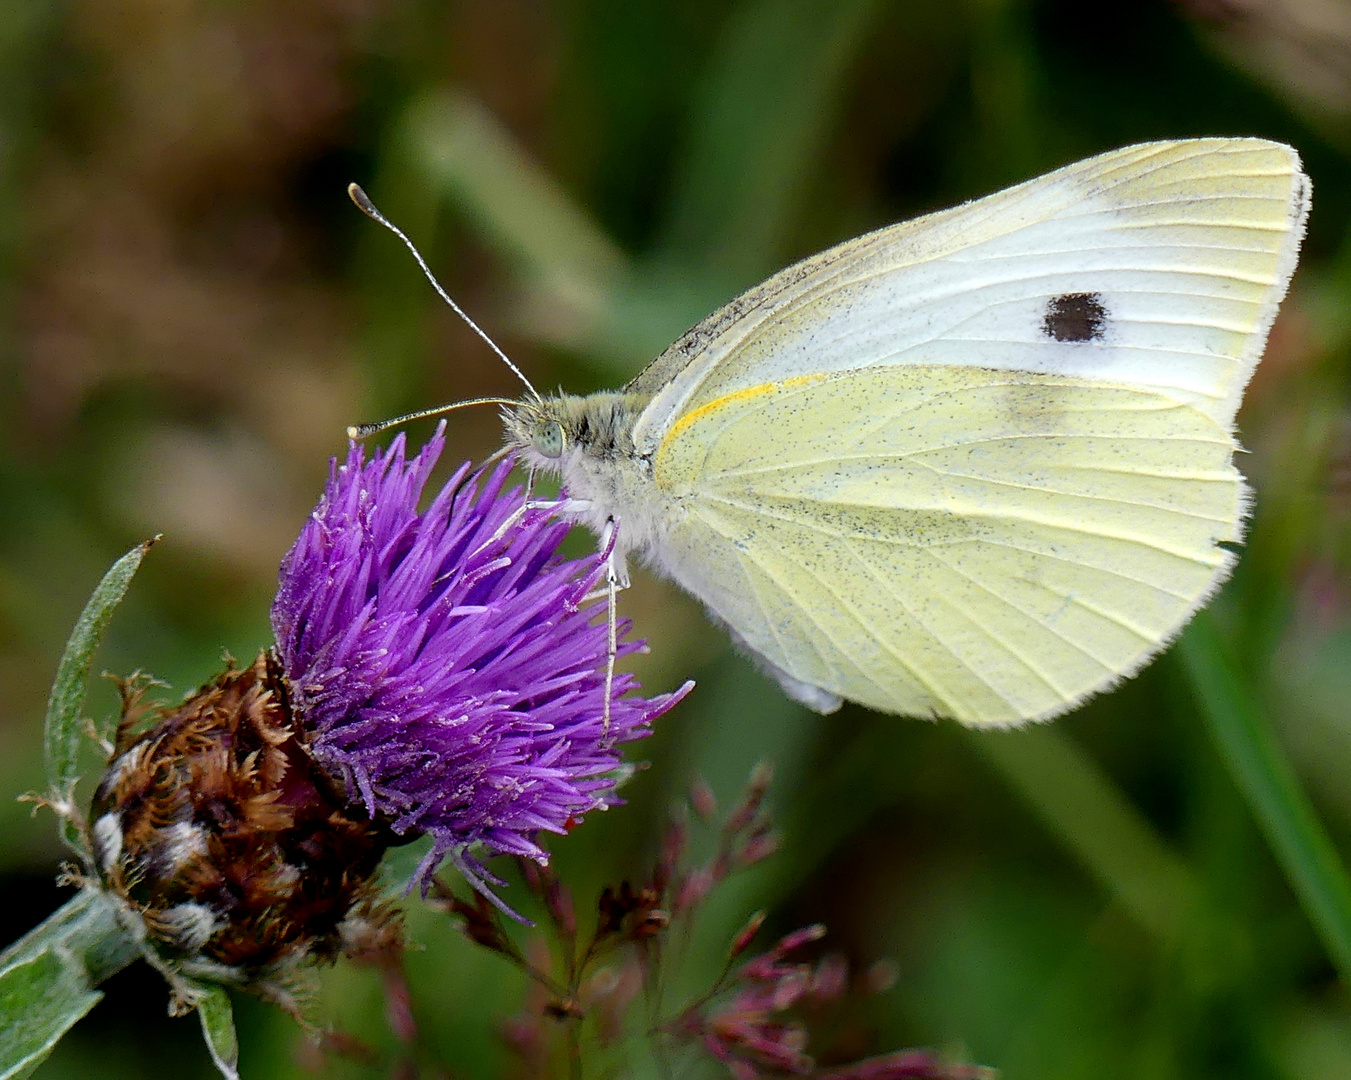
[361,138,1311,726]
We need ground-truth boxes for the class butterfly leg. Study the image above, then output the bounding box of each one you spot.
[580,576,629,605]
[599,515,621,744]
[580,533,630,604]
[478,495,592,553]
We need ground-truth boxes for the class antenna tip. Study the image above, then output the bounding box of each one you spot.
[347,183,378,218]
[346,424,368,440]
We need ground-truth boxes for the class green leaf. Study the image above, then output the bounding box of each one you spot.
[195,984,240,1080]
[42,538,157,852]
[0,951,100,1079]
[0,890,140,1080]
[1180,611,1351,985]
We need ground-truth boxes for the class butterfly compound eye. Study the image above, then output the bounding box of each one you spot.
[534,420,566,459]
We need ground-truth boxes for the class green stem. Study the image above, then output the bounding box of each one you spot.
[1180,612,1351,985]
[0,890,140,1079]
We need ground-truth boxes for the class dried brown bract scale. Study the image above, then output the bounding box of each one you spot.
[90,650,395,995]
[596,881,666,941]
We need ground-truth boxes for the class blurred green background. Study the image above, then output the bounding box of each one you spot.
[4,0,1351,1077]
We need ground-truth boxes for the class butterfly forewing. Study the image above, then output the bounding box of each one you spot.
[637,138,1308,724]
[633,139,1307,454]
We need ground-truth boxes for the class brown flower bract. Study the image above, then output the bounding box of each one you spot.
[91,651,389,976]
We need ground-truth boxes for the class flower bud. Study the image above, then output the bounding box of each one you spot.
[91,653,389,980]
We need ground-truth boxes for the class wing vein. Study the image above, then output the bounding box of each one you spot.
[719,515,944,708]
[921,547,1112,679]
[712,453,1233,485]
[944,535,1197,601]
[702,491,1224,565]
[692,505,895,703]
[837,539,1015,711]
[701,432,1230,482]
[902,458,1235,523]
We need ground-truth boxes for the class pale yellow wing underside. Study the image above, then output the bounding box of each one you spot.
[654,367,1242,724]
[638,139,1309,725]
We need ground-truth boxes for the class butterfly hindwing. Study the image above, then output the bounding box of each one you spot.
[652,366,1245,724]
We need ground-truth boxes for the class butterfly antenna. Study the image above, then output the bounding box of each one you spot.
[347,183,541,402]
[347,396,520,440]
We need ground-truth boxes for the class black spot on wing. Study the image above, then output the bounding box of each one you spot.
[1042,292,1107,343]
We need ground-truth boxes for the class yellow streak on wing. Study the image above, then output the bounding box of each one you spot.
[657,374,828,463]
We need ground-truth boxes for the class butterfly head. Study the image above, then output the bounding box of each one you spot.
[502,397,575,472]
[505,393,644,467]
[502,391,665,561]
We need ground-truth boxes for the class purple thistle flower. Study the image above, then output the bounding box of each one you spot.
[271,423,691,893]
